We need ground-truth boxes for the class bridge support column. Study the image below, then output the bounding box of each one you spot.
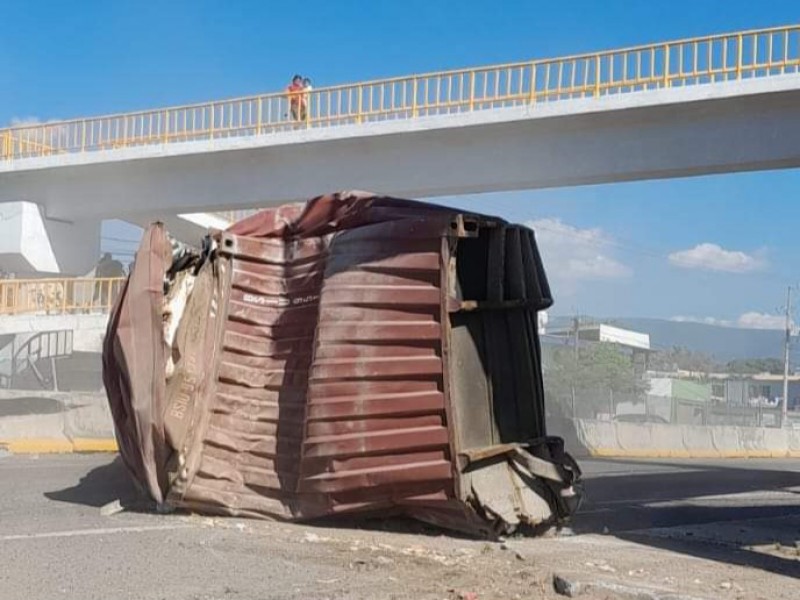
[0,202,100,276]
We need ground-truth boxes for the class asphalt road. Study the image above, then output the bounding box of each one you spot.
[576,456,800,533]
[1,454,798,599]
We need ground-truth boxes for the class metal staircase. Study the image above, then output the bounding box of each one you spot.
[0,329,73,390]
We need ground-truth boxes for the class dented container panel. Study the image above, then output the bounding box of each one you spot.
[104,192,581,535]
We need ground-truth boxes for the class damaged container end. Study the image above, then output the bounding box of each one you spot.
[103,192,582,536]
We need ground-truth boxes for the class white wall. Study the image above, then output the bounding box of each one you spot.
[0,203,27,271]
[0,202,100,275]
[0,313,108,353]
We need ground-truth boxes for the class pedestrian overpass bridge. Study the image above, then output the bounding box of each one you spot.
[2,24,800,274]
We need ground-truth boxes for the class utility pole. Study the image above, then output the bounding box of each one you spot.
[782,286,792,427]
[572,316,580,363]
[571,315,579,418]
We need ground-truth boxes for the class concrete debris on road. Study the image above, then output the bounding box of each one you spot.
[99,499,124,517]
[553,573,710,600]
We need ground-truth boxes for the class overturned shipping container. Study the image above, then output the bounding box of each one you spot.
[103,192,581,536]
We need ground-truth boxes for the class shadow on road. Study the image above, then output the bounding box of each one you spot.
[619,525,800,579]
[575,459,800,578]
[0,397,64,417]
[44,456,147,509]
[40,454,800,578]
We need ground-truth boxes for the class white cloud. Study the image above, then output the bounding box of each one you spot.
[668,243,765,273]
[8,116,41,127]
[670,312,787,330]
[736,312,786,330]
[671,315,733,327]
[527,218,631,286]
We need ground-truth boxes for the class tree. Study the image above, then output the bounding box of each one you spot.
[544,342,646,417]
[649,346,719,374]
[725,357,783,375]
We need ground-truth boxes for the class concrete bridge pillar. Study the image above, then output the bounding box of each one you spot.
[0,202,100,275]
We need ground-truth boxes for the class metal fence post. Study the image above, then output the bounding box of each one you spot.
[594,55,601,97]
[736,34,743,79]
[469,71,475,110]
[209,104,215,139]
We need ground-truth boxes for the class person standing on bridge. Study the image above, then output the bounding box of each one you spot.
[302,77,313,122]
[94,253,125,309]
[287,75,305,122]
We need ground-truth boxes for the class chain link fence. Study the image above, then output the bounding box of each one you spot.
[541,337,800,430]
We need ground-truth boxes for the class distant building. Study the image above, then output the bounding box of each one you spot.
[574,324,650,351]
[648,370,800,410]
[640,370,800,427]
[650,377,711,403]
[546,323,650,350]
[709,374,800,410]
[645,376,711,423]
[545,323,652,376]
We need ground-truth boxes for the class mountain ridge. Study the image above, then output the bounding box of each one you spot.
[548,316,794,362]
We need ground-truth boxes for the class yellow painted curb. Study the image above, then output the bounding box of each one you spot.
[588,448,800,459]
[0,438,118,454]
[72,438,119,453]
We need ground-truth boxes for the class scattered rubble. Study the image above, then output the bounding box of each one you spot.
[553,572,711,600]
[99,499,124,517]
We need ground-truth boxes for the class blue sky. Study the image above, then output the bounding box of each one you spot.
[2,0,799,325]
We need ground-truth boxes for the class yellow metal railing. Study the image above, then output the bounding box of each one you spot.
[1,131,54,158]
[0,277,125,316]
[2,24,799,161]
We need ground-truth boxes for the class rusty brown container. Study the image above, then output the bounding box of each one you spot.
[104,192,581,536]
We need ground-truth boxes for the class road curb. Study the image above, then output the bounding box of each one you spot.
[575,419,800,459]
[589,447,800,459]
[0,437,118,454]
